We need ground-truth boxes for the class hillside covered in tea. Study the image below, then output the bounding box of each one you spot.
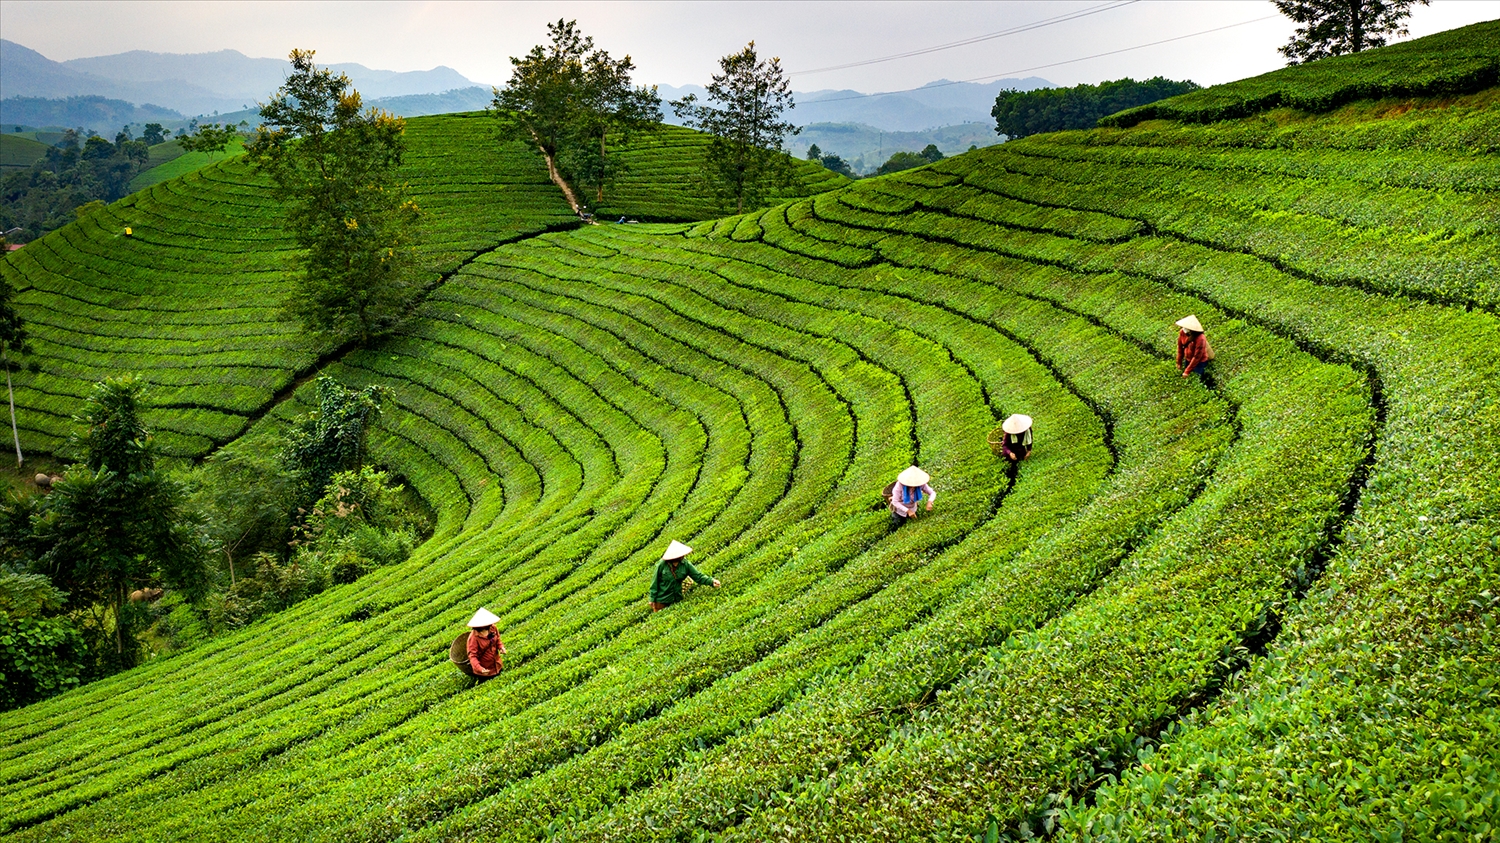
[2,21,1497,842]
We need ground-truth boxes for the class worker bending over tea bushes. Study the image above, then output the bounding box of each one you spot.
[1000,414,1033,461]
[1176,314,1214,378]
[886,465,936,527]
[649,540,720,611]
[466,608,507,677]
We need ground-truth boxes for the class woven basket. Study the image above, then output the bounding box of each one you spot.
[449,633,476,676]
[987,426,1006,457]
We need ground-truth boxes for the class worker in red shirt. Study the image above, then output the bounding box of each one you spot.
[1176,315,1213,378]
[465,607,506,677]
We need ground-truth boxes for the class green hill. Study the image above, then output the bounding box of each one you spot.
[0,133,50,170]
[1102,18,1500,126]
[1,23,1497,842]
[125,137,247,192]
[592,123,850,221]
[1,114,843,459]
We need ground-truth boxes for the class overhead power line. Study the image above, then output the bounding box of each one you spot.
[789,1,1140,75]
[800,15,1280,105]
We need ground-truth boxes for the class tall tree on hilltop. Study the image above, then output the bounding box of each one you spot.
[672,42,799,214]
[249,49,421,346]
[492,19,661,213]
[1274,0,1430,64]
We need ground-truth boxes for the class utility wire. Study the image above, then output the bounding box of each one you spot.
[789,1,1139,75]
[801,15,1279,104]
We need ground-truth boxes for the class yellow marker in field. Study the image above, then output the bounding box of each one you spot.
[125,227,133,236]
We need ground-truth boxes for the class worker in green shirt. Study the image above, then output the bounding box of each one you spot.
[649,540,720,611]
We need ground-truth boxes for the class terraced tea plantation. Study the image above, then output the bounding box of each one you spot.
[3,23,1498,842]
[0,114,844,459]
[591,123,851,221]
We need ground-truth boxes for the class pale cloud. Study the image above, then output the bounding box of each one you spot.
[5,0,1497,91]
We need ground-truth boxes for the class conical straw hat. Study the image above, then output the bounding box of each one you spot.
[1002,414,1033,435]
[467,607,500,628]
[662,539,693,560]
[897,465,930,486]
[1175,315,1204,333]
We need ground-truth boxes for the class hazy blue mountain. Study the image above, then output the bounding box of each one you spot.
[0,39,213,113]
[795,122,1005,175]
[174,87,495,133]
[1,39,479,117]
[1,95,184,132]
[63,48,474,103]
[364,87,494,117]
[657,77,1051,133]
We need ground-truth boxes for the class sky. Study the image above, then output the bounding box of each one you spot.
[4,0,1498,92]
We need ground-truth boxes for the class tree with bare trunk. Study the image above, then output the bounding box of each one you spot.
[490,19,661,215]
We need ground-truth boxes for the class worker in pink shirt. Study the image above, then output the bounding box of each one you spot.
[886,465,936,527]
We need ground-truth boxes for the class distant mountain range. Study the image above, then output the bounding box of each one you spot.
[794,123,1005,174]
[1,38,1053,144]
[658,77,1051,133]
[0,39,478,117]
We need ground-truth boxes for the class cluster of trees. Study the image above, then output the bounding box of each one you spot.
[496,21,803,216]
[0,128,153,242]
[809,143,966,179]
[875,144,945,176]
[992,77,1201,140]
[805,144,856,178]
[1,376,428,710]
[179,122,242,158]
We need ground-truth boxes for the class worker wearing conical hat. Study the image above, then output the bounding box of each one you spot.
[466,607,507,677]
[1000,414,1033,462]
[886,465,937,527]
[1176,315,1213,379]
[649,540,720,611]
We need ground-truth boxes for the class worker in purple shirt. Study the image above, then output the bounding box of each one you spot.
[1000,414,1033,461]
[886,465,936,527]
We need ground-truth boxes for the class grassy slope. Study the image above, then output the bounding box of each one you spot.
[127,137,247,191]
[1,26,1496,842]
[0,113,575,459]
[594,123,850,221]
[0,115,843,460]
[0,133,50,170]
[1103,18,1500,126]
